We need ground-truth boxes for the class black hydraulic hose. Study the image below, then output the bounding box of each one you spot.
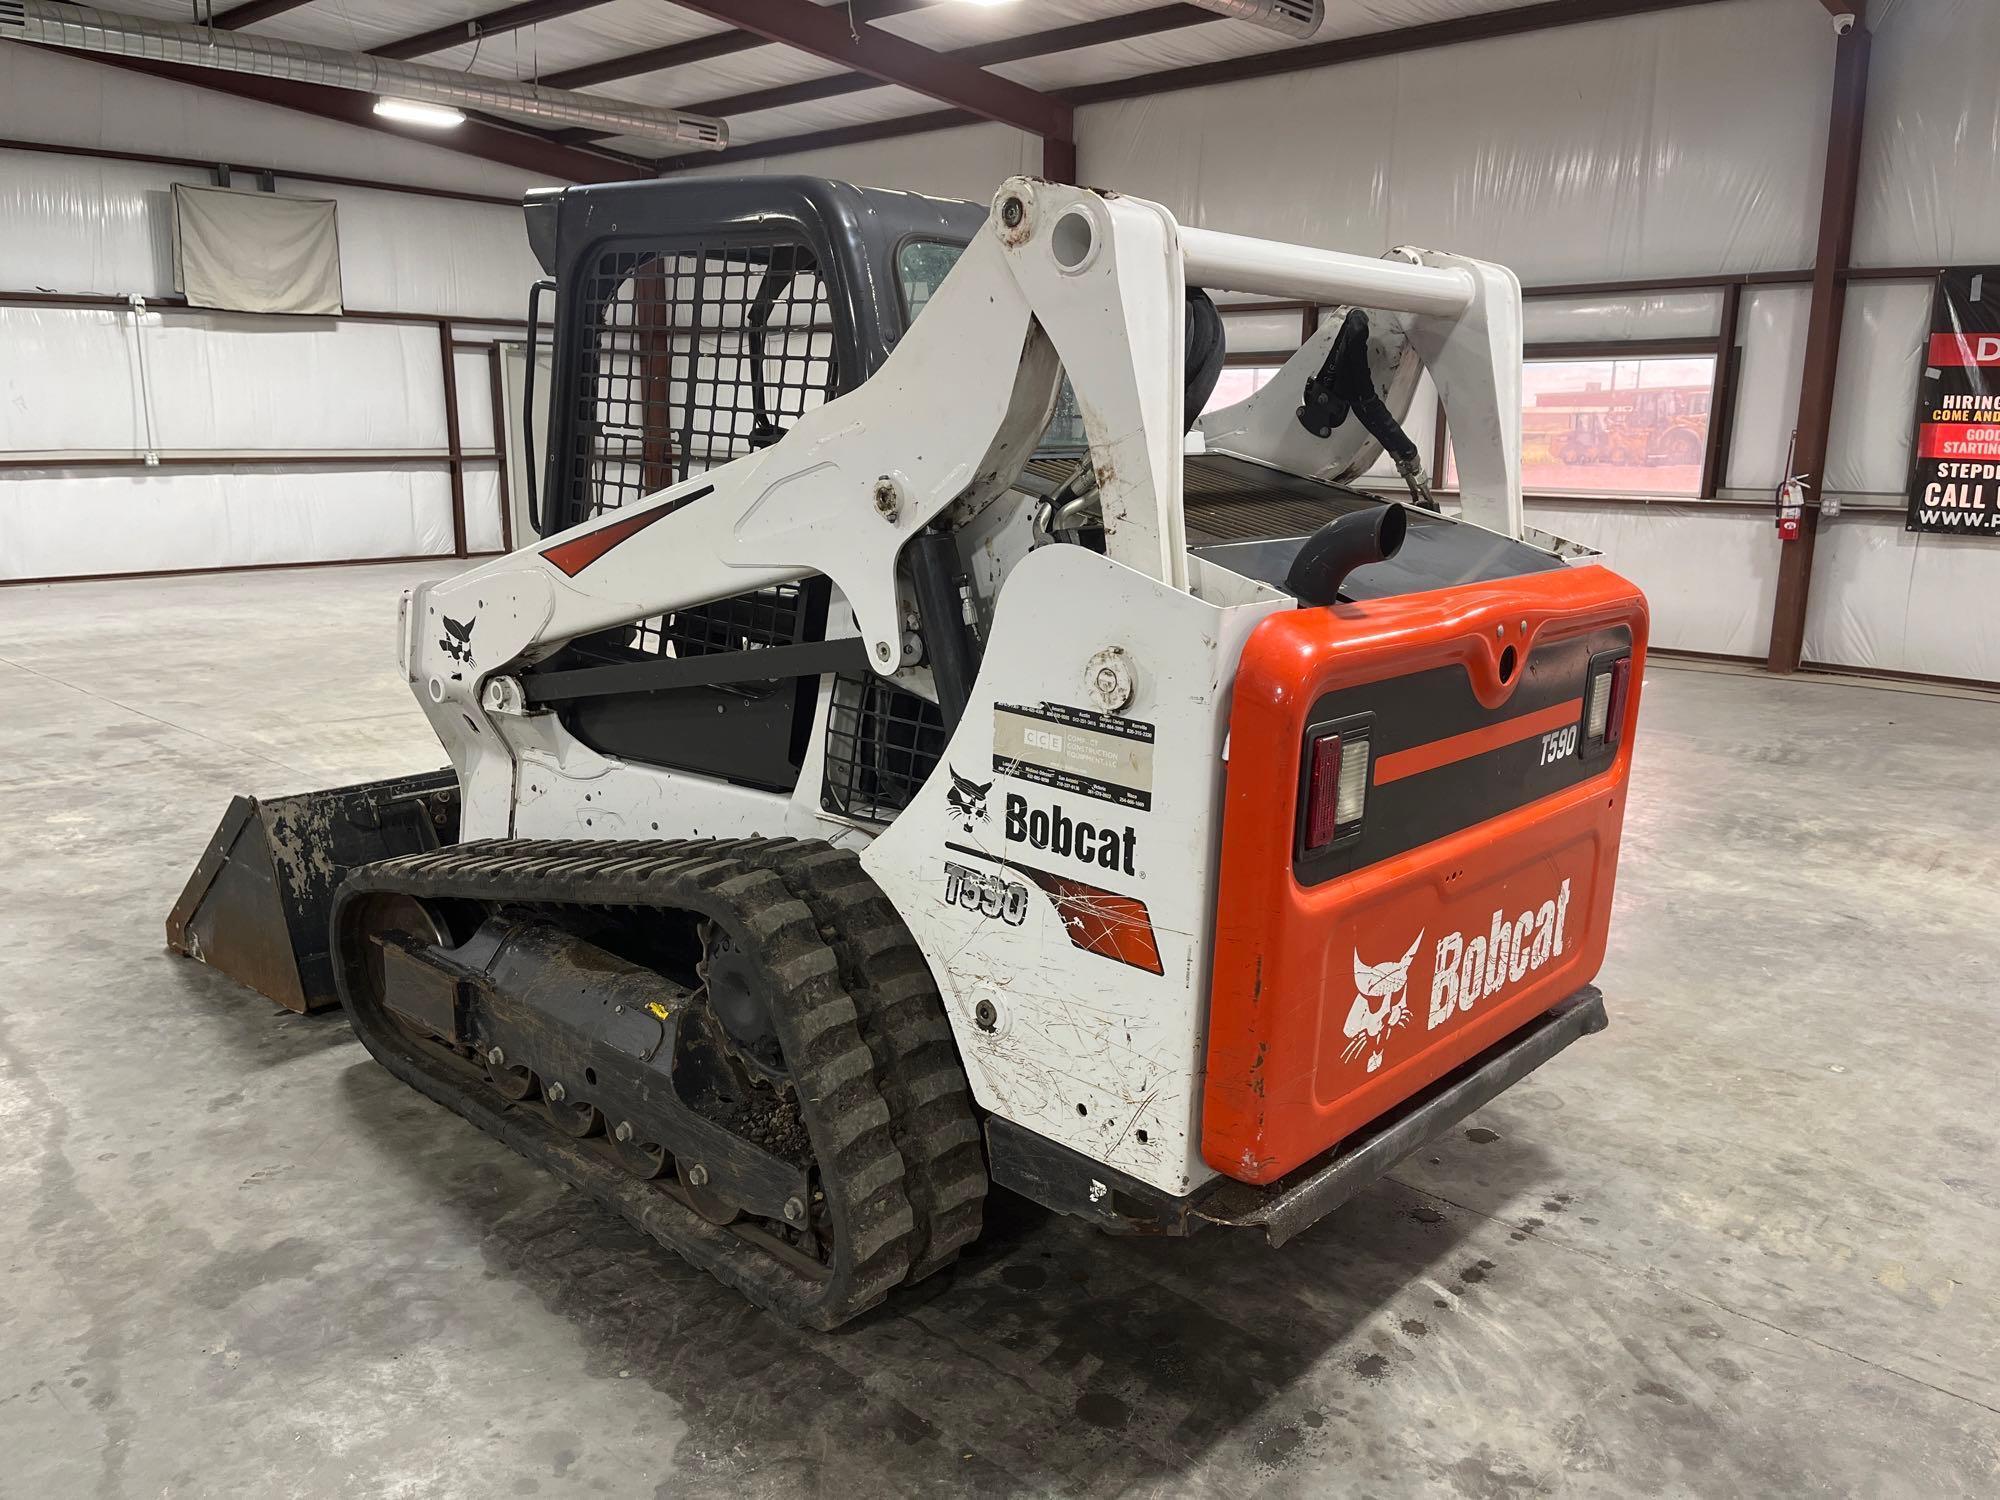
[1296,307,1438,511]
[908,528,978,732]
[1183,287,1226,428]
[1297,307,1421,469]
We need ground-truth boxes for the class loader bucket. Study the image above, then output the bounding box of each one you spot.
[165,770,460,1013]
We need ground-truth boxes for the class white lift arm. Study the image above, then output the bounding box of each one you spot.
[402,177,1526,804]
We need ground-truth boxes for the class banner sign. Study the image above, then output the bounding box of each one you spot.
[1907,268,2000,535]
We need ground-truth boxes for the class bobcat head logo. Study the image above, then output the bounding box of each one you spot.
[1343,931,1423,1074]
[946,766,991,834]
[438,614,476,665]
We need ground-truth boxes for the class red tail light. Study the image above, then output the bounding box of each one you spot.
[1305,733,1344,850]
[1302,728,1371,855]
[1583,653,1633,755]
[1604,656,1632,748]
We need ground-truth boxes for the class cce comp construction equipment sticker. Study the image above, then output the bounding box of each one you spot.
[992,701,1154,811]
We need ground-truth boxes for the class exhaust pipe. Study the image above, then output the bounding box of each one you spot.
[1286,503,1407,606]
[0,1,727,149]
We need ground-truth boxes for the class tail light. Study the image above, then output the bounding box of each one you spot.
[1300,720,1371,855]
[1583,653,1632,755]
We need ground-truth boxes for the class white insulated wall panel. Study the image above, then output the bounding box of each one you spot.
[0,148,177,295]
[1825,280,1932,497]
[0,306,448,454]
[454,350,498,452]
[1077,0,1830,284]
[1854,0,2000,269]
[328,185,542,320]
[0,467,455,580]
[1527,501,1781,659]
[0,146,540,320]
[462,465,506,555]
[1220,308,1308,354]
[1522,292,1723,344]
[1804,514,2000,681]
[1726,286,1810,493]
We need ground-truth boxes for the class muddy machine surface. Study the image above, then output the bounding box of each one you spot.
[170,175,1646,1327]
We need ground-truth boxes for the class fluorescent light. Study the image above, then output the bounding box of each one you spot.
[373,98,466,129]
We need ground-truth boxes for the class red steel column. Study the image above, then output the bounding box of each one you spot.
[1767,21,1870,673]
[1042,133,1076,185]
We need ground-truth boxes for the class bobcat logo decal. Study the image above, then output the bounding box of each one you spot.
[946,766,992,834]
[1343,932,1424,1074]
[438,614,476,665]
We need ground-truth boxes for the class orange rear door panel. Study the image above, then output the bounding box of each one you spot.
[1203,564,1647,1185]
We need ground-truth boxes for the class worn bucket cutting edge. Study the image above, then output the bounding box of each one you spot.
[165,769,460,1013]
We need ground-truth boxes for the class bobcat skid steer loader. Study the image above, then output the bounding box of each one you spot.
[167,175,1646,1328]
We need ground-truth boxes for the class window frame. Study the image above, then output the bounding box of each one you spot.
[1205,291,1751,508]
[1436,337,1730,503]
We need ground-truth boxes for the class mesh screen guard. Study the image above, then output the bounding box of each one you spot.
[558,241,837,667]
[548,233,948,817]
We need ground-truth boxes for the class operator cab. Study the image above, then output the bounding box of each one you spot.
[520,176,988,803]
[523,175,990,536]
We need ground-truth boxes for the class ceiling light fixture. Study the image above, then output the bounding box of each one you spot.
[373,97,467,129]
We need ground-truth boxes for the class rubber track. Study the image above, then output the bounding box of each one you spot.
[736,842,986,1282]
[330,837,916,1330]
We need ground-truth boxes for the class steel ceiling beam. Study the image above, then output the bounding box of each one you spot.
[540,0,937,91]
[542,29,762,91]
[211,0,320,26]
[369,0,613,62]
[657,107,974,172]
[654,0,1069,139]
[73,52,643,182]
[1061,0,1730,105]
[674,4,1214,124]
[661,0,1731,167]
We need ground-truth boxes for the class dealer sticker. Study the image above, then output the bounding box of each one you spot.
[992,701,1154,811]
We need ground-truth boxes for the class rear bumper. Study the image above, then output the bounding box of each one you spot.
[1196,986,1605,1245]
[985,986,1605,1240]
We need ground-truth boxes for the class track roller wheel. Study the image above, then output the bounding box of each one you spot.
[677,1160,740,1226]
[609,1121,669,1179]
[482,1048,536,1101]
[543,1083,602,1138]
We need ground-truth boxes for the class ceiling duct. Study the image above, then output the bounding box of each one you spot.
[1188,0,1324,38]
[0,1,727,150]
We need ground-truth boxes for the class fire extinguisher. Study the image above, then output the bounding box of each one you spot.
[1775,428,1806,542]
[1777,478,1806,541]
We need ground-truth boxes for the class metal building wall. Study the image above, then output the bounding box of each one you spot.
[727,0,2000,682]
[0,42,549,581]
[2,1,1995,680]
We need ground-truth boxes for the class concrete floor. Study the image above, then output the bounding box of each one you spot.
[2,561,1997,1499]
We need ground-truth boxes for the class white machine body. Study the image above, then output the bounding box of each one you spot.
[396,178,1533,1199]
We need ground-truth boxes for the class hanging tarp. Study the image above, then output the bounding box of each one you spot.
[1906,269,2000,537]
[171,182,343,316]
